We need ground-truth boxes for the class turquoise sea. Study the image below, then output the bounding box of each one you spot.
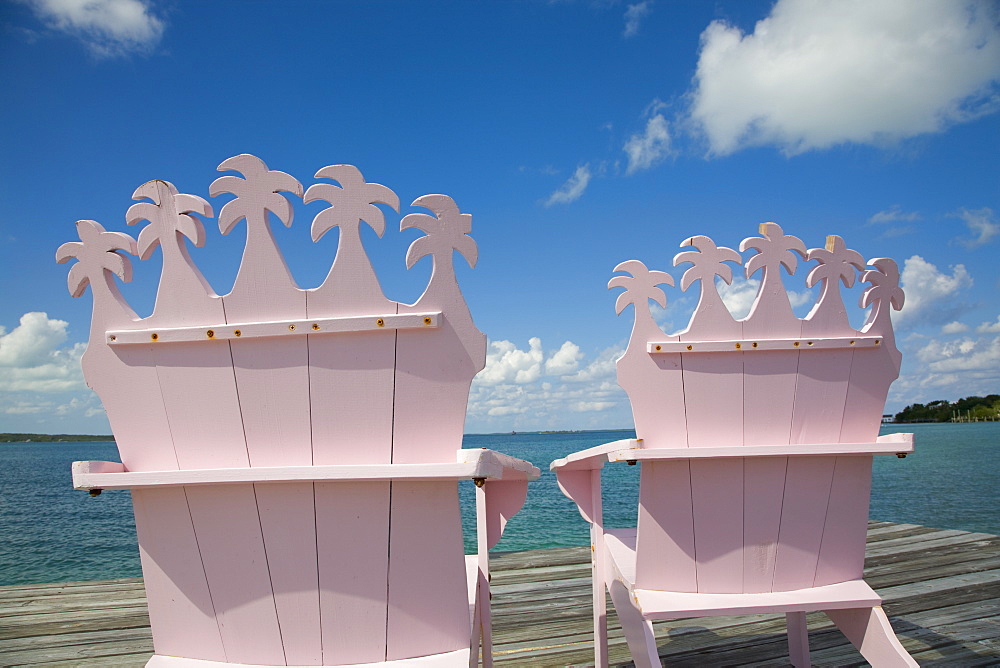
[1,423,997,586]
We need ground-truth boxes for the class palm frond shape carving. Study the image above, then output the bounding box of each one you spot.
[304,165,399,296]
[126,179,214,308]
[740,222,806,321]
[402,195,477,294]
[56,220,137,298]
[126,180,212,261]
[673,235,742,327]
[210,155,303,294]
[609,260,673,338]
[741,222,806,284]
[210,154,303,235]
[806,235,865,324]
[861,257,904,328]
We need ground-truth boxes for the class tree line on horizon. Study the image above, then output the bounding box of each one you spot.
[0,433,114,443]
[893,395,1000,423]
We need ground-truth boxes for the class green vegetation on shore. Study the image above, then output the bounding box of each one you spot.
[0,433,114,443]
[894,395,1000,423]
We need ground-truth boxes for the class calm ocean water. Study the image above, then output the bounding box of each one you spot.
[1,423,997,586]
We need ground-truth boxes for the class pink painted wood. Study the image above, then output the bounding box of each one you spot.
[552,224,915,667]
[59,155,539,667]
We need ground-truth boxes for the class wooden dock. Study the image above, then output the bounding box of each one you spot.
[1,521,998,666]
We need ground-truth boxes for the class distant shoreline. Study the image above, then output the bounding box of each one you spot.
[0,433,114,443]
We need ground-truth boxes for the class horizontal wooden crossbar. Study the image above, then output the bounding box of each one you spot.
[646,335,882,354]
[106,312,441,345]
[551,433,914,471]
[72,448,541,491]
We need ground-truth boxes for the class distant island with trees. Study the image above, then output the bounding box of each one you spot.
[893,395,1000,423]
[1,433,113,443]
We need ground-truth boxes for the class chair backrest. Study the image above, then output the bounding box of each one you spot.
[57,154,486,664]
[609,223,903,595]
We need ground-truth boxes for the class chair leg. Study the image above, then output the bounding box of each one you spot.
[825,606,917,667]
[591,524,608,668]
[608,579,660,668]
[786,611,810,667]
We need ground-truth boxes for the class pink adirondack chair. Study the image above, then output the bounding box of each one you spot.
[551,224,916,667]
[58,154,539,667]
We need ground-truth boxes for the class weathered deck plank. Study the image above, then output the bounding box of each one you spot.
[1,522,997,666]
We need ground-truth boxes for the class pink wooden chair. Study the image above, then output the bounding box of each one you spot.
[551,224,916,667]
[58,154,539,667]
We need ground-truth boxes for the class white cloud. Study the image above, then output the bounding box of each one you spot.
[689,0,1000,156]
[0,312,95,430]
[895,255,974,328]
[869,206,922,225]
[916,335,1000,376]
[476,338,544,386]
[952,207,1000,249]
[624,114,672,174]
[467,341,629,432]
[545,164,592,206]
[891,332,1000,404]
[544,341,583,376]
[0,312,69,367]
[718,277,759,320]
[623,1,652,38]
[25,0,165,57]
[978,316,1000,333]
[943,321,970,334]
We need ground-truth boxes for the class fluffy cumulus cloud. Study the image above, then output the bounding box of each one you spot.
[0,312,102,430]
[895,255,974,328]
[25,0,165,57]
[624,113,672,174]
[689,0,1000,155]
[545,164,592,206]
[0,312,85,392]
[467,339,629,431]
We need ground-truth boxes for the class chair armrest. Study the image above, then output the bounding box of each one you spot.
[457,448,541,481]
[72,450,540,492]
[549,440,639,525]
[604,433,914,462]
[549,438,641,472]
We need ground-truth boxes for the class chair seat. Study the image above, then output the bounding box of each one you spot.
[604,529,882,619]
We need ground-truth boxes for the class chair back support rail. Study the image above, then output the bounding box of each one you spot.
[58,155,539,667]
[552,223,916,667]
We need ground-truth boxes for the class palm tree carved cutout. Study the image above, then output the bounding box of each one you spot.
[210,154,303,296]
[674,235,742,334]
[740,222,806,325]
[401,194,477,305]
[126,180,214,315]
[304,164,399,304]
[608,260,672,344]
[56,219,138,320]
[861,257,904,331]
[805,235,865,331]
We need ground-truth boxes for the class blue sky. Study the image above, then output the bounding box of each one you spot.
[2,0,999,435]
